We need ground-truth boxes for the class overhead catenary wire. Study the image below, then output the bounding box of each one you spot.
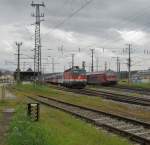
[43,0,94,37]
[73,4,150,50]
[54,0,94,28]
[43,1,150,51]
[42,1,150,72]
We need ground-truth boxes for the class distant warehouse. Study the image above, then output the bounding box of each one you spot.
[131,69,150,83]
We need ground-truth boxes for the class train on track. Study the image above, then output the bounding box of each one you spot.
[43,67,117,88]
[43,66,87,89]
[87,70,117,85]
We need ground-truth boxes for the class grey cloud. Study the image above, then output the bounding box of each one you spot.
[0,0,150,71]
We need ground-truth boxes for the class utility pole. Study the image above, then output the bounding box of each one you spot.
[16,42,22,84]
[52,58,54,73]
[64,66,66,71]
[50,58,59,73]
[96,57,99,72]
[58,45,63,55]
[90,49,94,72]
[79,48,81,52]
[112,57,120,79]
[23,62,26,71]
[82,61,86,70]
[104,61,107,72]
[116,57,121,79]
[31,1,45,82]
[126,44,132,84]
[118,59,121,78]
[71,53,75,68]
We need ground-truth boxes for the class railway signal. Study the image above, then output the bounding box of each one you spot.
[27,103,40,121]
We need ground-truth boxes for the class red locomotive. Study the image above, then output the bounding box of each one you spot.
[87,70,117,85]
[43,66,87,88]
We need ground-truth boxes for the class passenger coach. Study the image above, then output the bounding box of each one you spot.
[87,70,117,85]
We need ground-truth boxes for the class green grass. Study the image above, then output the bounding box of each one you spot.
[0,100,18,111]
[7,101,132,145]
[13,84,150,122]
[7,105,50,145]
[119,80,150,89]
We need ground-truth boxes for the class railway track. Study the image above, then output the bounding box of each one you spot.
[50,85,150,106]
[83,88,150,106]
[28,95,150,145]
[96,85,150,96]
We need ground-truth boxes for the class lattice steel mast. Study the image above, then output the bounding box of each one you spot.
[31,1,45,81]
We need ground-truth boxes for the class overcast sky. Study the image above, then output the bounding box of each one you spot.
[1,0,150,72]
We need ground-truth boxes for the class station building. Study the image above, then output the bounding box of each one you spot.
[14,68,38,81]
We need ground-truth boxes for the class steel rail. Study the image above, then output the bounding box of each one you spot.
[49,85,150,106]
[101,85,150,96]
[28,95,150,145]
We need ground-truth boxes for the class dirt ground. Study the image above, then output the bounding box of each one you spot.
[0,85,15,145]
[0,110,14,145]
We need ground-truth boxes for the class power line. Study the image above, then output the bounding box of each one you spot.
[41,1,150,72]
[51,58,59,73]
[43,0,94,38]
[104,61,107,72]
[75,4,150,50]
[31,1,45,82]
[112,56,120,79]
[55,0,93,28]
[125,44,132,84]
[16,42,22,84]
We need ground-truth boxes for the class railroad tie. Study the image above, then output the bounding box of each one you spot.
[94,117,109,122]
[146,136,150,140]
[116,124,134,130]
[125,127,144,133]
[135,131,150,136]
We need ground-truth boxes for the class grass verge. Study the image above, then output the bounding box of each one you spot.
[7,98,132,145]
[119,80,150,89]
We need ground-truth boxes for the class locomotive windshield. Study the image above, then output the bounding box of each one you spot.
[72,68,86,75]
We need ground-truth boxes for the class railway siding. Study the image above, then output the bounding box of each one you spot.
[28,95,150,145]
[50,85,150,106]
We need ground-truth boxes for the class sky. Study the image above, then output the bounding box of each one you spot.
[0,0,150,73]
